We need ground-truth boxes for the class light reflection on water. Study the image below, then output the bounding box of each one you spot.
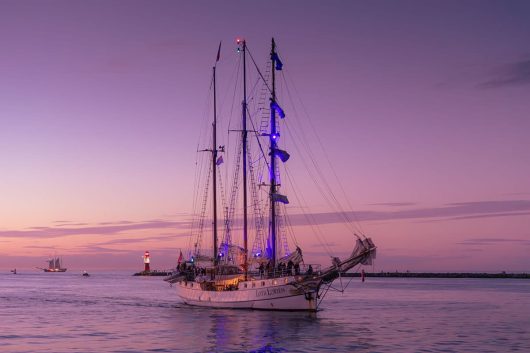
[1,272,529,352]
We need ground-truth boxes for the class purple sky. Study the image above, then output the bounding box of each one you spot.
[1,0,529,272]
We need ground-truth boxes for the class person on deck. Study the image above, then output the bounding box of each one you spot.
[259,262,264,278]
[287,260,294,275]
[265,261,271,278]
[307,264,313,276]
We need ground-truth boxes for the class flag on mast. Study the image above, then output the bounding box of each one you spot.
[271,148,290,162]
[272,193,289,204]
[177,250,183,265]
[216,41,222,62]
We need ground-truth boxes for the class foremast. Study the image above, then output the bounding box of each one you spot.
[202,43,222,266]
[270,39,278,268]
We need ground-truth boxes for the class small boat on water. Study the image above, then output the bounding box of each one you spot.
[38,257,67,272]
[82,270,90,277]
[11,269,17,274]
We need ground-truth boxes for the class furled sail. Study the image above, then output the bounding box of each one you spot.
[318,237,377,284]
[350,237,377,265]
[277,246,303,265]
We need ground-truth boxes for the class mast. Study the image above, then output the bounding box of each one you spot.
[241,39,249,280]
[270,38,278,268]
[212,65,218,265]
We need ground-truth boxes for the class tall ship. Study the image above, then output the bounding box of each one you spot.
[166,38,376,311]
[40,256,67,272]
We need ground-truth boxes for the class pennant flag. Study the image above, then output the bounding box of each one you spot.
[270,100,285,119]
[272,193,289,204]
[177,250,183,265]
[271,148,290,162]
[216,41,222,62]
[271,53,283,70]
[216,155,224,165]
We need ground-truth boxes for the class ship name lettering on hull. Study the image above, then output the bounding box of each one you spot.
[256,286,287,297]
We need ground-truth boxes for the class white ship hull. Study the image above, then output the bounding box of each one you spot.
[175,276,318,311]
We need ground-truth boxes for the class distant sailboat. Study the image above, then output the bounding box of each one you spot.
[39,256,67,272]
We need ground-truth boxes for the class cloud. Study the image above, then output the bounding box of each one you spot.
[23,245,57,250]
[96,234,188,246]
[368,202,416,207]
[421,211,530,223]
[97,220,135,225]
[505,192,530,196]
[479,58,530,88]
[308,242,338,248]
[458,238,530,246]
[0,219,190,239]
[287,200,530,227]
[2,200,529,241]
[79,245,134,254]
[57,223,89,227]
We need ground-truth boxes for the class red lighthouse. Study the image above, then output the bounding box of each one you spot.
[143,251,150,272]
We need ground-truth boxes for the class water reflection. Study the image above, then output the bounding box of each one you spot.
[172,305,376,352]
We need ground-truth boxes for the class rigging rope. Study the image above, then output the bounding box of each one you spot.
[246,46,272,96]
[282,165,334,257]
[186,75,216,258]
[281,70,365,237]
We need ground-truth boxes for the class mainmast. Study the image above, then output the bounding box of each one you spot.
[238,39,249,280]
[269,38,287,269]
[270,38,278,267]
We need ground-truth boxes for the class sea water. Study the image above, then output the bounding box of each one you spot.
[1,272,529,352]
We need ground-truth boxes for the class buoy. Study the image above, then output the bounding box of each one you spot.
[143,251,151,272]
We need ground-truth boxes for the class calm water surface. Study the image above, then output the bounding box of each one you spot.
[1,272,529,352]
